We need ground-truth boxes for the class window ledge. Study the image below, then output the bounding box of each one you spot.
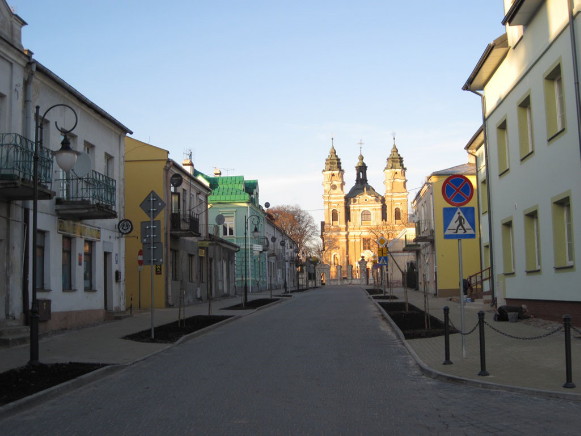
[503,272,515,276]
[525,268,541,274]
[499,168,510,177]
[84,289,98,293]
[554,264,574,271]
[520,150,534,162]
[62,289,77,293]
[37,288,52,293]
[548,128,566,143]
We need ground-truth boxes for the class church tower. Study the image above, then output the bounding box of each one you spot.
[383,140,409,225]
[322,140,346,227]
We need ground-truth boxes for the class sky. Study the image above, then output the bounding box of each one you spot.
[8,0,505,224]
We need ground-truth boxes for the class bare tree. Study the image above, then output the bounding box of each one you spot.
[267,204,319,257]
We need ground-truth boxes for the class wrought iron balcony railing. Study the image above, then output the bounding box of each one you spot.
[0,133,53,186]
[170,212,200,236]
[56,170,116,208]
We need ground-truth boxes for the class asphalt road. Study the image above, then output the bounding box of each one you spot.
[2,286,581,435]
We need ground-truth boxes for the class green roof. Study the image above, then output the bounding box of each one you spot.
[196,170,259,204]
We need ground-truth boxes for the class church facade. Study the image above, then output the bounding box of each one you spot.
[321,141,409,280]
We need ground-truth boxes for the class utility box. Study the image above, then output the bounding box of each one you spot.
[38,299,51,321]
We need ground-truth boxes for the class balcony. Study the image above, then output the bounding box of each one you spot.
[55,170,117,220]
[403,234,421,252]
[170,212,200,237]
[414,220,434,243]
[0,133,54,201]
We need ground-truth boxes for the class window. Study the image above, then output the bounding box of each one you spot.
[35,231,46,290]
[199,251,205,283]
[188,254,195,282]
[480,179,488,214]
[331,209,338,225]
[182,189,187,219]
[518,95,534,159]
[171,249,179,281]
[83,241,93,291]
[497,119,509,174]
[362,238,371,250]
[394,208,401,221]
[483,244,490,270]
[222,215,235,236]
[552,194,574,268]
[545,64,566,139]
[501,219,514,274]
[62,237,72,290]
[524,209,541,272]
[361,210,371,223]
[104,153,114,178]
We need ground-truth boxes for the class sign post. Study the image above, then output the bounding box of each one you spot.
[137,249,143,309]
[442,175,475,358]
[140,191,165,339]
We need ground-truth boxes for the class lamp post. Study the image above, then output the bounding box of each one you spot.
[280,240,288,294]
[30,104,78,365]
[243,214,261,307]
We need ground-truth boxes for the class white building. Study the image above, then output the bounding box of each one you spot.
[0,2,132,337]
[463,0,581,321]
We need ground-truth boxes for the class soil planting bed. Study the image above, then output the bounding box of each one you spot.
[222,298,279,310]
[379,302,458,339]
[123,315,232,343]
[0,362,107,406]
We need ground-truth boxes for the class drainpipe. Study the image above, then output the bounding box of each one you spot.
[567,0,581,162]
[468,90,496,303]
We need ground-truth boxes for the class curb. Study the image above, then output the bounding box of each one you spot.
[370,294,581,402]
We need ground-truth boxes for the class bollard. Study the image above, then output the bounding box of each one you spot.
[443,306,453,365]
[478,311,489,376]
[563,315,576,388]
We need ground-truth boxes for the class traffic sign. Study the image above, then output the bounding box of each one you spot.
[443,207,476,239]
[378,256,389,265]
[377,236,388,247]
[442,175,474,207]
[140,190,166,219]
[137,249,144,266]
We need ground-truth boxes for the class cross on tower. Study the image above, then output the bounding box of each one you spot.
[357,139,364,154]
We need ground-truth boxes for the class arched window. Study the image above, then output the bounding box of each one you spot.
[394,207,401,221]
[331,209,339,225]
[361,210,371,223]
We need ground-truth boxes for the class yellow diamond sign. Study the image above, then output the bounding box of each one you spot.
[377,236,388,247]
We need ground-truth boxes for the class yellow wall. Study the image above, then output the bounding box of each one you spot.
[124,137,169,309]
[433,174,482,296]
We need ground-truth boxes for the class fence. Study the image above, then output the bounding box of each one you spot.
[442,307,579,389]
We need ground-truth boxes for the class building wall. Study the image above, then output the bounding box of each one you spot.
[480,0,581,309]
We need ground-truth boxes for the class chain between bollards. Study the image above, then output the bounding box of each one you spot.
[478,311,489,376]
[563,314,576,388]
[443,306,453,365]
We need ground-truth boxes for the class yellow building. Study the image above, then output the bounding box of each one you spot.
[321,140,410,281]
[412,163,481,297]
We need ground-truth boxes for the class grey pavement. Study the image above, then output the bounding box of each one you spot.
[1,284,581,411]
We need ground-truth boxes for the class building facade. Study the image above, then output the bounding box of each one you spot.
[124,139,237,309]
[411,163,481,297]
[1,1,132,334]
[463,0,581,321]
[321,140,410,282]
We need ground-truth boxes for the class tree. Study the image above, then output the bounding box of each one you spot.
[267,204,319,257]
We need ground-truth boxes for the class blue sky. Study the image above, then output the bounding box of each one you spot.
[8,0,505,224]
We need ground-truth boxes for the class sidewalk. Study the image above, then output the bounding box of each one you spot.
[0,293,274,374]
[373,286,581,400]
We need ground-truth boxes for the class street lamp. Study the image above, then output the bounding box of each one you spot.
[30,104,78,365]
[243,214,261,307]
[280,240,288,294]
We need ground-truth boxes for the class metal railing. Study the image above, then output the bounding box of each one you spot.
[0,133,53,185]
[171,212,200,234]
[56,170,116,207]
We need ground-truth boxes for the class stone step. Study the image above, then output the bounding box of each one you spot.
[0,324,30,348]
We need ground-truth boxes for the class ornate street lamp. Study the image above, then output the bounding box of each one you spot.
[30,104,78,365]
[243,214,260,307]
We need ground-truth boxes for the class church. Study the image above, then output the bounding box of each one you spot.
[321,140,409,280]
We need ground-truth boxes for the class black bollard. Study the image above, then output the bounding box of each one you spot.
[443,306,453,365]
[478,311,489,376]
[563,315,576,388]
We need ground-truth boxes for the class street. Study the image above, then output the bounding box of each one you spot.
[2,286,580,435]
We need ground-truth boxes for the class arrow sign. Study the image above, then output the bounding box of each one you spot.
[442,175,474,207]
[444,207,476,239]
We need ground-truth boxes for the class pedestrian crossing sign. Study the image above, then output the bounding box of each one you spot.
[443,207,476,239]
